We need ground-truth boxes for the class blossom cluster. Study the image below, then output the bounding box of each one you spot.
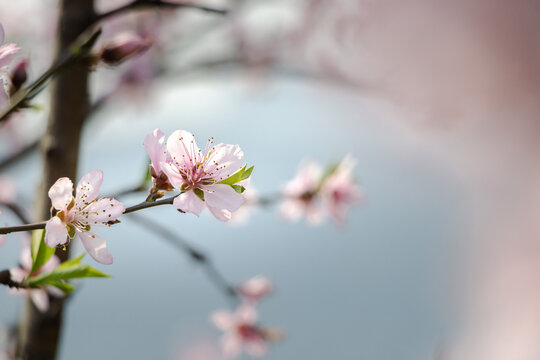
[45,170,125,265]
[281,155,363,225]
[212,276,280,358]
[145,129,252,221]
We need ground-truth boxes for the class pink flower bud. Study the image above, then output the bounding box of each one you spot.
[100,33,152,66]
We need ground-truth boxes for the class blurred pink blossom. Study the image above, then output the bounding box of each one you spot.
[321,155,363,225]
[211,305,269,358]
[237,275,273,303]
[45,170,125,265]
[0,177,16,203]
[280,161,324,224]
[161,130,246,221]
[9,247,62,313]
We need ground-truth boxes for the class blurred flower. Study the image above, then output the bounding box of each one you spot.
[0,24,20,109]
[161,130,247,221]
[0,25,20,68]
[321,155,363,225]
[211,305,275,358]
[0,177,16,203]
[280,161,324,224]
[100,32,152,66]
[45,170,125,265]
[144,128,173,195]
[9,247,62,312]
[237,275,273,303]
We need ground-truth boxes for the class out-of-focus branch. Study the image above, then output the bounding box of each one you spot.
[126,213,238,301]
[0,202,31,224]
[0,0,228,124]
[96,0,227,23]
[0,269,25,289]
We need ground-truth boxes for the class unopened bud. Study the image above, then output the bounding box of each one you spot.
[10,59,28,94]
[100,33,152,66]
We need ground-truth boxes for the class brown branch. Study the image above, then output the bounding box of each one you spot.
[0,202,32,224]
[0,269,24,289]
[95,0,227,22]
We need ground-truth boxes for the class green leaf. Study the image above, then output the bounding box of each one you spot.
[49,281,75,295]
[231,185,246,194]
[217,165,254,186]
[30,230,56,277]
[56,253,85,270]
[26,264,110,287]
[241,165,254,180]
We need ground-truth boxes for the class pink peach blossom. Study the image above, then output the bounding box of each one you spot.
[161,130,246,221]
[237,275,273,303]
[0,177,16,203]
[280,161,324,224]
[0,24,20,108]
[0,25,20,68]
[9,247,62,313]
[321,155,363,224]
[44,170,125,265]
[211,305,269,358]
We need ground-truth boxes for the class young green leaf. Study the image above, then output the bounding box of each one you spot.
[29,230,56,277]
[48,281,75,295]
[26,264,110,287]
[217,165,254,186]
[231,185,246,194]
[56,253,85,269]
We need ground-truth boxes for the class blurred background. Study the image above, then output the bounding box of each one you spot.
[1,0,540,359]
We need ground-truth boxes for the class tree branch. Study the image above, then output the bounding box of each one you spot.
[96,0,227,23]
[126,213,238,301]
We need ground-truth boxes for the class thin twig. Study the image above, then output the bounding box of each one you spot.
[95,0,227,23]
[0,202,31,224]
[126,213,238,302]
[0,269,24,289]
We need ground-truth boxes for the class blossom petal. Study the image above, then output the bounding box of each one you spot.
[0,43,20,67]
[48,177,73,211]
[45,217,68,247]
[206,144,244,181]
[236,305,258,324]
[173,190,205,216]
[207,205,232,222]
[31,289,49,313]
[79,232,113,265]
[144,128,166,174]
[9,266,27,283]
[0,235,6,247]
[75,170,103,205]
[221,333,242,359]
[211,311,235,330]
[204,184,244,212]
[160,162,185,189]
[245,338,268,357]
[166,130,198,167]
[83,197,125,224]
[41,255,60,274]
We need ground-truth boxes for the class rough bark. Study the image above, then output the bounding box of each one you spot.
[16,1,95,359]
